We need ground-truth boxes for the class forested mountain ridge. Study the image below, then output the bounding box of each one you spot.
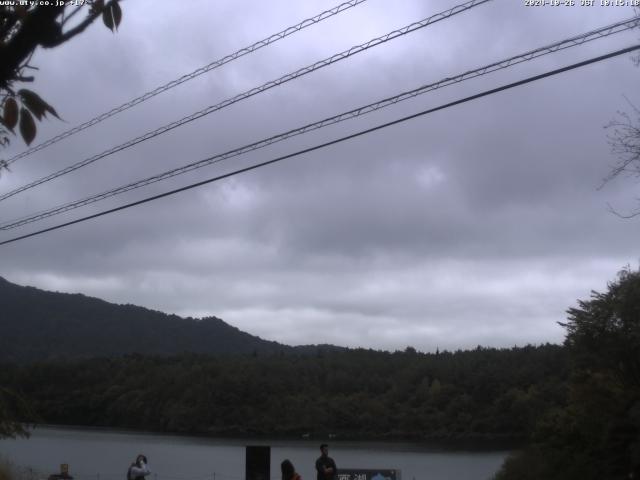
[0,276,309,362]
[0,276,570,443]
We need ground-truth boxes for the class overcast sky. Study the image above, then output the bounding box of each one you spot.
[0,0,639,352]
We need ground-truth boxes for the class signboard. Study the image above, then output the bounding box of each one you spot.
[245,445,270,480]
[337,469,399,480]
[48,464,72,480]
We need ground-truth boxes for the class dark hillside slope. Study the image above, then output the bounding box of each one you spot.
[0,276,294,362]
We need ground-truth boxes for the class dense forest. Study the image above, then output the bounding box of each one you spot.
[0,344,567,443]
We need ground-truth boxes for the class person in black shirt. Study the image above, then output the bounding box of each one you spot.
[315,444,337,480]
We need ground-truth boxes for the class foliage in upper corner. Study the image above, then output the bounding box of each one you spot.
[605,100,640,181]
[1,89,60,146]
[602,36,640,218]
[0,1,123,150]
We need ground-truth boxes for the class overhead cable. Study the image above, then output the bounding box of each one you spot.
[4,0,370,166]
[1,44,637,247]
[1,16,637,231]
[0,0,492,203]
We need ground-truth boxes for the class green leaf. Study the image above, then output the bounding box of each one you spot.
[18,89,61,121]
[112,1,122,29]
[102,1,122,32]
[3,97,18,131]
[18,89,45,120]
[102,3,114,31]
[45,103,61,120]
[19,108,36,145]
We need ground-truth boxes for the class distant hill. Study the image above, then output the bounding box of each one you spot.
[0,276,335,363]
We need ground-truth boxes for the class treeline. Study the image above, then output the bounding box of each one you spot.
[0,344,567,442]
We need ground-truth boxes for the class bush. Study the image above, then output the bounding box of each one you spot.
[0,457,40,480]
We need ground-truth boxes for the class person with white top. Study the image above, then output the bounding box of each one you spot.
[128,454,151,480]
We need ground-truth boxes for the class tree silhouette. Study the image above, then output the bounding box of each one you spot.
[0,1,123,163]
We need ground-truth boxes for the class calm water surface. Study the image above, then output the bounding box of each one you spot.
[0,427,509,480]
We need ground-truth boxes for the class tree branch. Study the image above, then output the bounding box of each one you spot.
[606,202,640,219]
[53,1,115,47]
[0,6,64,86]
[60,4,84,27]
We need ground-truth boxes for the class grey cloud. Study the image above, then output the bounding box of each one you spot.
[1,0,639,351]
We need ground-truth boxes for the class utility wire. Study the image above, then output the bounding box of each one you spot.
[0,0,492,203]
[1,16,637,231]
[1,44,637,247]
[3,0,369,166]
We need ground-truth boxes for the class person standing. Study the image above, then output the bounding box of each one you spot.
[315,444,337,480]
[281,459,301,480]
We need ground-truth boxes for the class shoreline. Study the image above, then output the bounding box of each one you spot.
[21,424,520,453]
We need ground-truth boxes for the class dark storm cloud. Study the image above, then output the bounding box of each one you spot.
[1,0,639,350]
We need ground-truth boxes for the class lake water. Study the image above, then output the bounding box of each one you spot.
[0,427,509,480]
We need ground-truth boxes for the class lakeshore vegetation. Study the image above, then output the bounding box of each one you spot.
[0,343,566,441]
[0,268,638,479]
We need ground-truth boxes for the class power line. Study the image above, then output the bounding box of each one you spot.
[1,16,637,231]
[0,0,492,203]
[1,44,637,248]
[3,0,369,166]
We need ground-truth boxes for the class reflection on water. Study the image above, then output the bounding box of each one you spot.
[0,427,509,480]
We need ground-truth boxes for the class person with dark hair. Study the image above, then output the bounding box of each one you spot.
[127,454,151,480]
[315,444,337,480]
[281,459,301,480]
